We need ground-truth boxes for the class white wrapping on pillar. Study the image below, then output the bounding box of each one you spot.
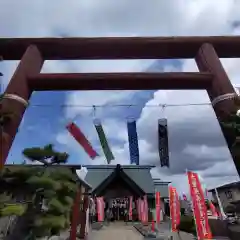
[211,93,237,106]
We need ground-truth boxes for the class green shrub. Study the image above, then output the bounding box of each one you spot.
[42,189,56,199]
[63,196,74,206]
[26,176,60,190]
[35,215,66,228]
[50,168,76,182]
[0,204,26,216]
[177,215,196,235]
[48,198,66,214]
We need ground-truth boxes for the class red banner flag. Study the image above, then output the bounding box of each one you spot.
[143,195,148,223]
[66,122,98,159]
[187,171,212,239]
[129,196,133,221]
[96,197,104,222]
[140,199,144,222]
[182,193,188,201]
[209,201,218,217]
[156,192,161,224]
[137,199,141,221]
[169,186,180,232]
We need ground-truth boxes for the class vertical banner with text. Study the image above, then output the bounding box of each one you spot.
[169,186,180,232]
[187,171,212,240]
[137,199,142,221]
[143,195,148,223]
[156,192,161,224]
[140,199,145,223]
[129,196,133,221]
[96,197,105,222]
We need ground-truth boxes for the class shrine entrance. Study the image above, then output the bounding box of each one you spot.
[92,164,145,221]
[110,198,129,221]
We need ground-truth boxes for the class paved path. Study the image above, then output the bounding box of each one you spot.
[89,222,143,240]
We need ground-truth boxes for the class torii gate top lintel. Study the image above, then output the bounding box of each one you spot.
[1,36,240,60]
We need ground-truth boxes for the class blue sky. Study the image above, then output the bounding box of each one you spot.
[1,0,240,193]
[3,59,180,165]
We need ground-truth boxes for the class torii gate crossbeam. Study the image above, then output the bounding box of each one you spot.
[0,36,240,174]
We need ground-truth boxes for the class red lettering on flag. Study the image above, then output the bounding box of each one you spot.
[156,192,161,224]
[187,171,212,239]
[169,186,180,232]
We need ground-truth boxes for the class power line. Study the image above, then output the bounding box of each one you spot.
[29,102,211,108]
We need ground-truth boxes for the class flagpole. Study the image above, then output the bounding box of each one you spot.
[214,188,227,220]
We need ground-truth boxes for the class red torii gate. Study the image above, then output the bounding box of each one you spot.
[1,36,240,238]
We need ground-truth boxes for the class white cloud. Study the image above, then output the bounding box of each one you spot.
[1,0,239,37]
[182,145,230,161]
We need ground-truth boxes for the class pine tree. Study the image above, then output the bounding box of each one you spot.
[0,145,78,238]
[221,96,240,170]
[221,96,240,147]
[22,144,69,166]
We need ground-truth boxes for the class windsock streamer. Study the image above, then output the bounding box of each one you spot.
[127,120,140,165]
[158,119,170,167]
[66,122,98,159]
[95,123,114,164]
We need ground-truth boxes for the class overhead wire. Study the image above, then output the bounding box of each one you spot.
[21,102,214,132]
[28,102,211,108]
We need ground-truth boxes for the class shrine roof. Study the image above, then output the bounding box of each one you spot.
[83,164,155,169]
[84,164,155,195]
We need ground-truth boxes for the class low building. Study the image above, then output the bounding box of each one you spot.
[84,164,170,221]
[153,179,171,217]
[208,181,240,212]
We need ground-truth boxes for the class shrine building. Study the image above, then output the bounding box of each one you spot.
[84,164,170,221]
